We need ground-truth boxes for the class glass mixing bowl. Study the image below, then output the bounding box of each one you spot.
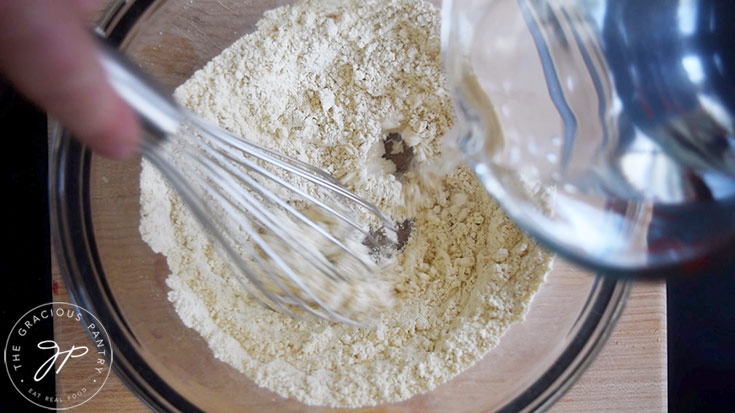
[50,0,630,411]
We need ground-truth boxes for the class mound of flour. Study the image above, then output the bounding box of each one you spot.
[139,0,552,407]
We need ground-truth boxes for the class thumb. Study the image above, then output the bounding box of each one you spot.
[0,0,140,159]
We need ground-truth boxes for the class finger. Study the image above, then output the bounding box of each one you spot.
[0,0,140,159]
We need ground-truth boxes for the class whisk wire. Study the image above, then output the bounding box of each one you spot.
[141,138,288,315]
[195,118,397,234]
[156,135,355,323]
[191,141,351,284]
[198,122,374,237]
[197,133,372,274]
[202,181,353,323]
[144,117,387,324]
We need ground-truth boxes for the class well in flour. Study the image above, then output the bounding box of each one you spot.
[139,0,553,408]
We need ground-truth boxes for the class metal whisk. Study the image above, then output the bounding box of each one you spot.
[96,36,397,324]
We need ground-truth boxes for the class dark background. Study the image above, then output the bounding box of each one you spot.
[1,83,54,412]
[1,83,733,411]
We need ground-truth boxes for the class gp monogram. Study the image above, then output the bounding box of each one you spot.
[4,302,113,410]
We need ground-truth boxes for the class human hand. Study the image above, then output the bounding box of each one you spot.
[0,0,140,159]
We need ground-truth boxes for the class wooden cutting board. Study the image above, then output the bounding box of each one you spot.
[51,259,666,412]
[49,3,666,411]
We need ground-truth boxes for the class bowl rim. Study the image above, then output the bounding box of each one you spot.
[49,1,631,411]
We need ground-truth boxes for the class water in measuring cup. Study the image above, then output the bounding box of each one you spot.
[443,0,735,278]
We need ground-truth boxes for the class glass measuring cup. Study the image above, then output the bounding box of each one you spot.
[443,0,735,278]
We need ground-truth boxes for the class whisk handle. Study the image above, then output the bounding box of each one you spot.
[94,31,183,140]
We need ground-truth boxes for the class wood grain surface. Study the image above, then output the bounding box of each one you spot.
[50,2,666,411]
[52,254,666,412]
